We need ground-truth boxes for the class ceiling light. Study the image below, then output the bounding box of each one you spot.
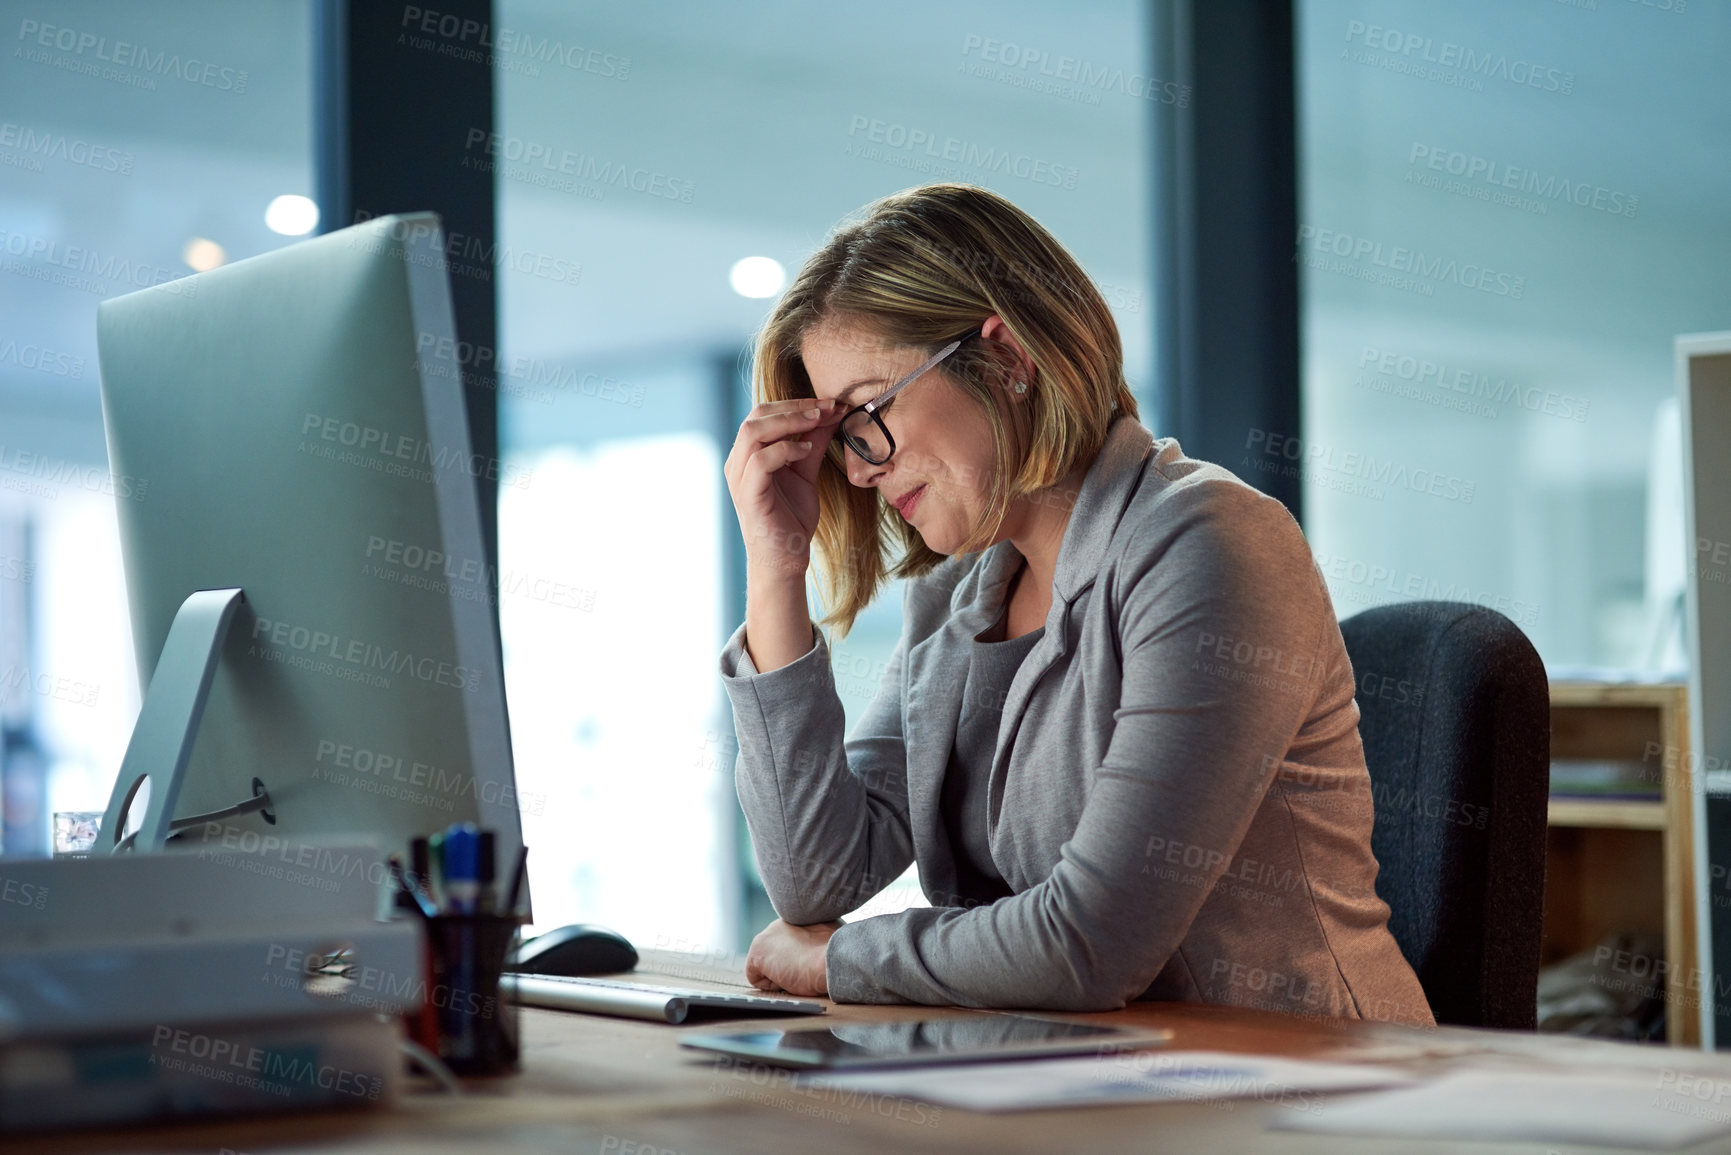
[730,256,785,299]
[182,237,226,272]
[265,194,320,236]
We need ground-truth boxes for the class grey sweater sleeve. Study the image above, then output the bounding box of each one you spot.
[719,622,915,922]
[823,485,1329,1011]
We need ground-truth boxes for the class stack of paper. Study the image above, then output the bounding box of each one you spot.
[1272,1069,1731,1150]
[805,1050,1414,1112]
[808,1046,1731,1149]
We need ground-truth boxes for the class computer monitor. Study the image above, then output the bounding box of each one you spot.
[1679,331,1731,1047]
[92,213,525,895]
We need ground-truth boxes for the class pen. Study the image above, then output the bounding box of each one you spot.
[389,855,438,919]
[443,823,480,914]
[428,829,448,908]
[504,844,529,918]
[410,836,434,903]
[478,829,497,914]
[388,852,442,1051]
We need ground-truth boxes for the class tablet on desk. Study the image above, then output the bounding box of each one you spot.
[680,1015,1172,1070]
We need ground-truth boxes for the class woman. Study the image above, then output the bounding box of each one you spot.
[719,183,1432,1023]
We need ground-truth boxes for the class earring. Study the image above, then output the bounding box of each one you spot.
[1013,380,1028,394]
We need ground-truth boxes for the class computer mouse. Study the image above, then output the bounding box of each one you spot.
[508,923,639,976]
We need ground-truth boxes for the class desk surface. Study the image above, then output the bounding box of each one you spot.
[17,949,1731,1155]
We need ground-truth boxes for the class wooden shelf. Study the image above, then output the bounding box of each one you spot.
[1548,797,1666,830]
[1550,681,1687,709]
[1543,680,1695,1046]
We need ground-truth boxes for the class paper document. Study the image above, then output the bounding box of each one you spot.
[1272,1070,1731,1149]
[804,1049,1414,1113]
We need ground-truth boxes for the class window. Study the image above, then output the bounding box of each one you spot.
[493,0,1153,948]
[1297,0,1731,671]
[0,0,312,854]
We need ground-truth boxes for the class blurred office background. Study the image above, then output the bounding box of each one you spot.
[0,0,1725,961]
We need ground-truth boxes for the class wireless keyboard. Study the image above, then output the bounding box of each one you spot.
[501,973,826,1024]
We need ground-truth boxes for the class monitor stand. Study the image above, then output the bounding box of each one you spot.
[98,588,275,853]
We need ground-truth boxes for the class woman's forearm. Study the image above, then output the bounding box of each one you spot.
[721,618,917,925]
[743,567,815,673]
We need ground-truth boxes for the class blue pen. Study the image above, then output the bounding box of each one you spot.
[442,822,481,914]
[438,823,482,1064]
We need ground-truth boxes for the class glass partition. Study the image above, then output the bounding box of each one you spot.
[0,0,312,855]
[1296,0,1731,672]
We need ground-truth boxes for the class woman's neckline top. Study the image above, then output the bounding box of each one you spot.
[942,601,1044,908]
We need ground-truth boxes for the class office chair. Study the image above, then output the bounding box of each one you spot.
[1338,601,1550,1030]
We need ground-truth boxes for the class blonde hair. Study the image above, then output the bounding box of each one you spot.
[753,183,1137,636]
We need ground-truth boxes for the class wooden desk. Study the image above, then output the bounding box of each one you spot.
[19,949,1731,1155]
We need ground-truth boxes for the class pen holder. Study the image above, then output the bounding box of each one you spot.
[423,912,523,1076]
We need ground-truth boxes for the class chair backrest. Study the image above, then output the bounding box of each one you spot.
[1338,601,1550,1030]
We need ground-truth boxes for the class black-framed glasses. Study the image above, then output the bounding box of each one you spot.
[834,328,980,466]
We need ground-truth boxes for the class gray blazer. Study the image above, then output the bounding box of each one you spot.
[720,417,1433,1023]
